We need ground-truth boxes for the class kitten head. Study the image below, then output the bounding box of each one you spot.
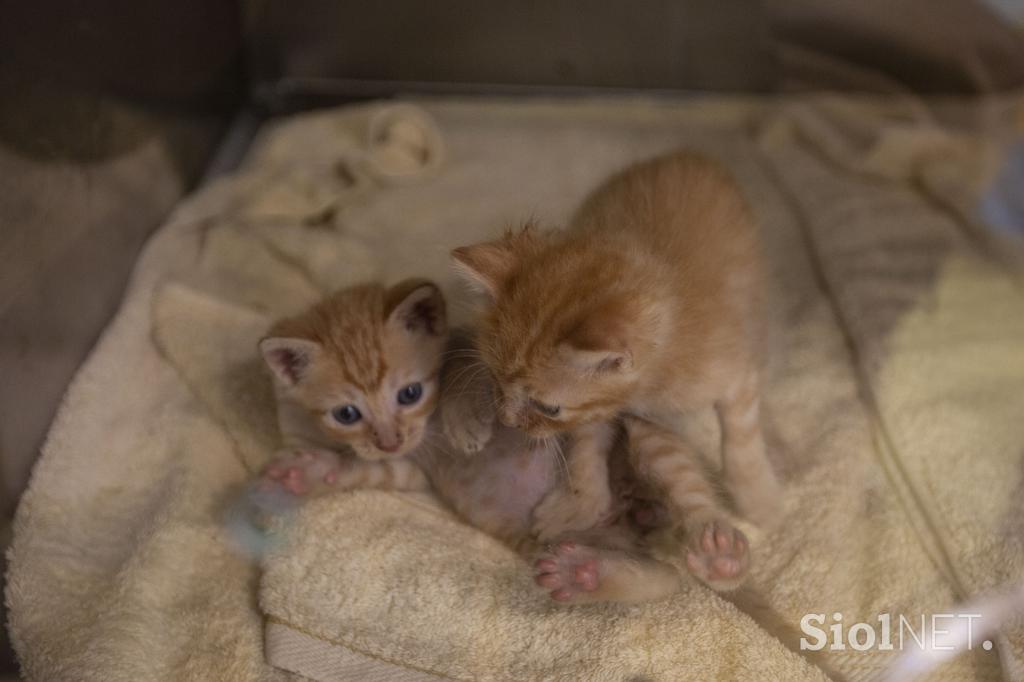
[260,279,447,460]
[452,225,653,437]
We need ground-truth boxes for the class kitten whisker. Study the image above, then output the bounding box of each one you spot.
[446,365,491,397]
[531,434,571,488]
[440,349,482,360]
[443,362,487,393]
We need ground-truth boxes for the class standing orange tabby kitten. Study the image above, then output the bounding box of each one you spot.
[451,151,781,588]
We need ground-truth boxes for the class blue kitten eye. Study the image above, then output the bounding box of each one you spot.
[397,382,423,405]
[331,405,362,425]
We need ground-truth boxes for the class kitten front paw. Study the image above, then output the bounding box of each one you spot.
[442,403,494,456]
[684,518,750,591]
[261,448,347,497]
[531,487,612,541]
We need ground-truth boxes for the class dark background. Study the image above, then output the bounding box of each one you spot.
[1,1,1022,675]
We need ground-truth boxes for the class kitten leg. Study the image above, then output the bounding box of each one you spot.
[625,416,750,591]
[533,539,681,604]
[531,421,616,541]
[715,367,782,523]
[439,330,495,455]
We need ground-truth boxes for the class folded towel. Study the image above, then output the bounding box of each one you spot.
[8,96,1023,681]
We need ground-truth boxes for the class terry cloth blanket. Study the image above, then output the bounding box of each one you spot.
[6,96,1024,681]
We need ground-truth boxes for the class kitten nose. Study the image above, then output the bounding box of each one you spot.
[373,428,403,452]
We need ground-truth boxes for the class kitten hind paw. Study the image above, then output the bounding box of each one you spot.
[533,541,603,602]
[685,518,750,591]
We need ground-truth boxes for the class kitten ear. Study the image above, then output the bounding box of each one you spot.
[259,337,322,386]
[558,304,635,374]
[451,224,541,297]
[385,279,447,337]
[451,242,516,297]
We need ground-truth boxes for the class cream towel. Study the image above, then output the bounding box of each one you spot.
[7,97,1023,681]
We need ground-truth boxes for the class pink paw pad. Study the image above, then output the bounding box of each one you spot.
[281,467,310,495]
[685,519,750,590]
[533,541,603,602]
[259,449,342,497]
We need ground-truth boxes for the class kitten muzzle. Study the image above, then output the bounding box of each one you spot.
[372,427,404,453]
[374,437,403,453]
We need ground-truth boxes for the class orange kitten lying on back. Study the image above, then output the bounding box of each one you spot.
[451,151,782,586]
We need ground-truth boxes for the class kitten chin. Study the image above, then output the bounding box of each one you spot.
[347,421,429,461]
